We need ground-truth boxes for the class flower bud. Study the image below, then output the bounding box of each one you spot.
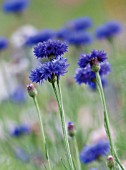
[68,122,76,137]
[107,155,115,169]
[27,84,37,98]
[91,64,100,72]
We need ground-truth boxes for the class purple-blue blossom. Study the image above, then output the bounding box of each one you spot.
[11,125,30,137]
[66,17,92,31]
[80,140,110,164]
[33,40,68,59]
[2,0,29,14]
[74,62,111,88]
[55,28,71,41]
[78,50,107,69]
[0,37,8,51]
[96,21,122,41]
[25,29,55,46]
[67,32,92,46]
[30,57,69,83]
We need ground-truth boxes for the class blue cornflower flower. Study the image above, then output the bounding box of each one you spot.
[74,67,95,85]
[25,29,55,46]
[33,40,68,59]
[67,32,92,46]
[11,125,30,137]
[66,17,92,31]
[0,37,8,51]
[78,50,107,69]
[30,57,69,84]
[74,62,111,87]
[2,0,29,14]
[55,28,71,41]
[96,21,122,41]
[80,140,110,164]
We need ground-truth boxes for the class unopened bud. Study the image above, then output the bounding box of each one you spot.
[68,122,76,137]
[92,64,100,72]
[107,155,115,169]
[27,84,37,98]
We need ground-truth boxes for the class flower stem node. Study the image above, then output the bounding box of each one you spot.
[27,84,37,98]
[68,122,76,137]
[107,155,115,169]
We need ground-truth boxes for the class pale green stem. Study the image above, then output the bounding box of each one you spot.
[73,137,82,170]
[96,72,124,170]
[33,97,51,170]
[52,82,74,170]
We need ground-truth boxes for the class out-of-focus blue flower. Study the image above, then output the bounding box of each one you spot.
[33,40,68,59]
[30,57,69,83]
[14,147,30,162]
[99,62,111,76]
[0,37,8,51]
[67,32,92,46]
[2,0,29,14]
[78,50,107,69]
[96,21,122,41]
[11,125,30,137]
[80,140,110,164]
[66,17,92,31]
[10,84,26,103]
[55,28,71,41]
[25,29,55,46]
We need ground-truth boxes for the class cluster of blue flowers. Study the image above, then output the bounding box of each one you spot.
[74,50,111,89]
[80,140,110,164]
[0,37,8,51]
[56,17,93,47]
[30,39,69,84]
[96,21,121,41]
[2,0,29,14]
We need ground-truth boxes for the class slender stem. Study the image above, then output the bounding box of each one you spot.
[96,72,124,170]
[73,137,82,170]
[52,82,74,170]
[33,97,51,170]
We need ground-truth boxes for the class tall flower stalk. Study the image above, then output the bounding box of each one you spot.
[74,49,124,170]
[29,39,74,170]
[27,84,51,170]
[52,81,74,170]
[96,72,124,170]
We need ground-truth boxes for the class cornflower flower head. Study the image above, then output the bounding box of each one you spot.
[33,39,68,60]
[0,37,8,51]
[78,50,107,72]
[96,21,122,41]
[2,0,29,14]
[80,140,110,164]
[75,55,111,89]
[66,17,92,31]
[25,29,55,46]
[11,125,30,137]
[67,32,92,46]
[30,56,69,84]
[55,28,71,41]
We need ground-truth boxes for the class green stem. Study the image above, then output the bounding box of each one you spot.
[33,97,51,170]
[52,82,74,170]
[73,137,82,170]
[96,72,124,170]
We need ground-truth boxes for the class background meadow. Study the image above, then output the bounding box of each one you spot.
[0,0,126,169]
